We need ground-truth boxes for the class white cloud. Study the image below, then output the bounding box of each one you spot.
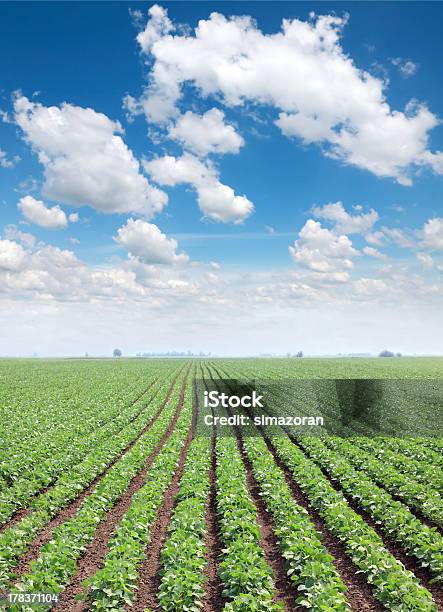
[136,4,173,54]
[354,278,388,296]
[382,226,415,248]
[0,148,19,168]
[365,231,385,246]
[312,271,351,284]
[289,219,358,278]
[0,239,27,271]
[416,252,434,268]
[363,246,386,259]
[3,224,36,248]
[18,195,68,230]
[0,232,441,358]
[68,212,79,223]
[421,218,443,251]
[392,57,418,78]
[1,110,12,123]
[168,108,244,156]
[14,95,167,217]
[312,201,378,234]
[115,218,188,265]
[131,6,443,184]
[144,153,253,223]
[390,204,405,213]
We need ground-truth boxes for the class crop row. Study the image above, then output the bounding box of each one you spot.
[240,434,349,610]
[157,436,211,611]
[375,438,443,471]
[0,360,161,481]
[0,370,182,591]
[324,437,443,529]
[296,436,443,581]
[268,434,438,610]
[7,372,188,609]
[0,373,167,525]
[215,436,280,610]
[352,437,443,494]
[84,383,194,610]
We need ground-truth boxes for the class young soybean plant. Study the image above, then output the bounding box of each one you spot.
[157,436,211,611]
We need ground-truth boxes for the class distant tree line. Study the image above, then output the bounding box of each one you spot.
[379,350,402,357]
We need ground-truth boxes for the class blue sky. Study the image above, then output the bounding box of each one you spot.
[0,2,442,355]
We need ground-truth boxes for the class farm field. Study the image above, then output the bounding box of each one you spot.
[0,357,442,611]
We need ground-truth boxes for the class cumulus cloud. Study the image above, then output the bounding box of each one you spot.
[365,231,385,246]
[14,95,167,217]
[312,201,378,234]
[18,195,68,229]
[3,225,36,248]
[0,239,27,271]
[0,237,214,304]
[144,153,253,223]
[289,219,358,280]
[363,246,386,259]
[115,218,188,264]
[416,252,434,268]
[421,218,443,251]
[130,6,443,184]
[392,57,418,78]
[381,226,415,248]
[136,4,173,55]
[0,148,19,168]
[168,108,244,156]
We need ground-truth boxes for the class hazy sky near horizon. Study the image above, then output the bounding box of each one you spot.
[0,1,442,356]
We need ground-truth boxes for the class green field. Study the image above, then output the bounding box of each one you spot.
[0,357,442,611]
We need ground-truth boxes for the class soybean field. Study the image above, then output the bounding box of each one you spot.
[0,357,442,611]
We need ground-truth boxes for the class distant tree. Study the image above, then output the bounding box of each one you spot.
[396,352,402,357]
[113,348,122,358]
[379,350,394,357]
[85,352,89,358]
[296,351,303,358]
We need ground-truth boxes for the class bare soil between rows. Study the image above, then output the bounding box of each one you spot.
[236,436,302,612]
[206,367,301,611]
[262,434,384,612]
[201,432,227,612]
[53,368,190,611]
[129,380,197,612]
[287,435,443,610]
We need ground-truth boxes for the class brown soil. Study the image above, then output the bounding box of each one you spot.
[206,365,382,612]
[204,368,301,611]
[53,369,190,612]
[202,365,442,611]
[201,433,227,612]
[293,439,443,610]
[236,436,302,612]
[261,435,385,612]
[7,369,184,590]
[128,386,197,612]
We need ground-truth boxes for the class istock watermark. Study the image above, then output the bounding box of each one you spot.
[203,389,264,408]
[194,377,443,438]
[195,378,326,437]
